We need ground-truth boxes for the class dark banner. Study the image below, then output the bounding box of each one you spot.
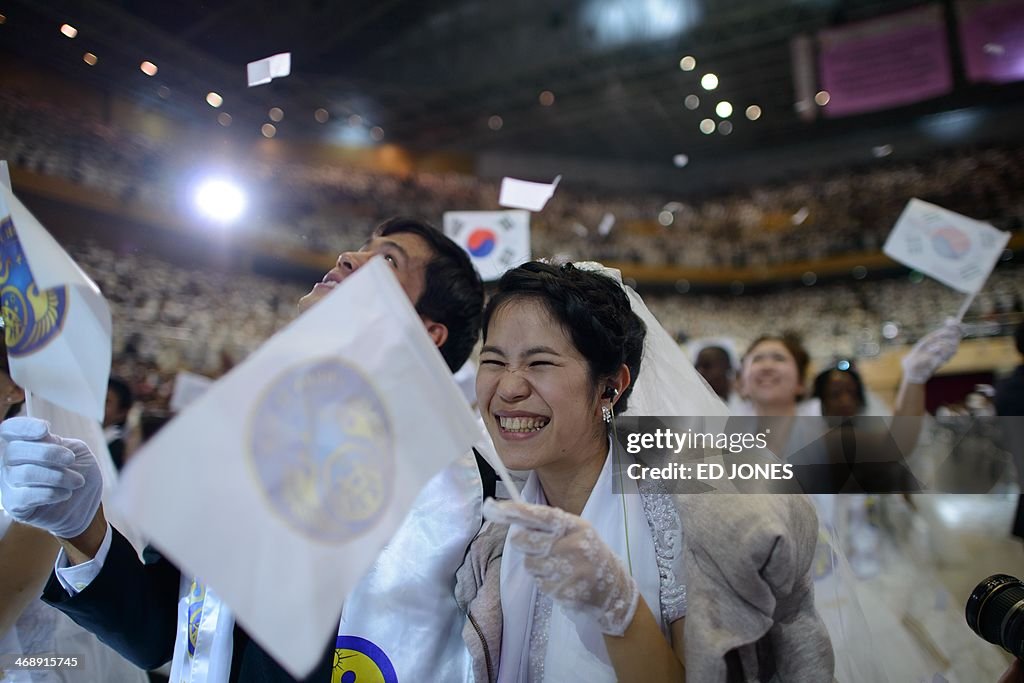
[611,415,1020,494]
[818,6,953,117]
[959,0,1024,85]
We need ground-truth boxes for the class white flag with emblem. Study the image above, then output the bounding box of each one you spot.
[443,209,531,281]
[0,182,112,422]
[883,198,1010,294]
[112,257,481,678]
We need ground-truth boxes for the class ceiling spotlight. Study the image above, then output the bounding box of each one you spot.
[745,104,761,120]
[140,61,158,76]
[684,94,700,110]
[700,73,718,90]
[488,115,504,131]
[718,120,733,135]
[715,101,732,118]
[314,108,329,123]
[60,24,77,38]
[82,52,98,66]
[539,90,555,106]
[815,90,831,106]
[217,112,232,127]
[268,107,284,122]
[206,92,223,108]
[658,210,675,226]
[348,114,362,126]
[699,118,715,134]
[673,154,689,168]
[679,55,696,71]
[370,126,384,141]
[194,178,246,224]
[156,85,171,99]
[261,123,276,138]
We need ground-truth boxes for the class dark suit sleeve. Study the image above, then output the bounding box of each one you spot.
[40,527,181,670]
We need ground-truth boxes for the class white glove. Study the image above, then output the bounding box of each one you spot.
[901,319,962,384]
[483,498,639,636]
[0,417,103,538]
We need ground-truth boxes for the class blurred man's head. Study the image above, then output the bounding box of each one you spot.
[298,217,484,371]
[695,345,734,400]
[105,376,134,428]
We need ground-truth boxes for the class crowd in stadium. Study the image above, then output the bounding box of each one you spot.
[3,85,1022,421]
[0,84,1021,446]
[60,236,1020,414]
[3,89,1024,268]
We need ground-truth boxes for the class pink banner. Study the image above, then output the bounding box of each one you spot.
[818,6,953,117]
[959,0,1024,84]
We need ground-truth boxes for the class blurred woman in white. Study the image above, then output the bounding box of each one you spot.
[0,342,147,683]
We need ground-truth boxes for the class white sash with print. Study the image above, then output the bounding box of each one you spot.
[168,577,234,683]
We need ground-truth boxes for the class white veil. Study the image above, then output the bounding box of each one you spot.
[572,262,729,419]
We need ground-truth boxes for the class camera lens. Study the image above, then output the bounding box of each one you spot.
[966,574,1024,659]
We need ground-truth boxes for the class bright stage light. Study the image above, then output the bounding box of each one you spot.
[194,178,246,224]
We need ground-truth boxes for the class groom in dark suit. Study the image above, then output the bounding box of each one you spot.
[2,217,492,682]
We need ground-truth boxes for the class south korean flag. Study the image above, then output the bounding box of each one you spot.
[443,210,531,281]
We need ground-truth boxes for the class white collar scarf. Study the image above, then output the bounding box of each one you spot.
[497,443,662,683]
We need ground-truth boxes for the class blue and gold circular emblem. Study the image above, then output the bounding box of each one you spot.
[249,358,394,543]
[333,636,398,683]
[187,579,205,657]
[0,217,68,356]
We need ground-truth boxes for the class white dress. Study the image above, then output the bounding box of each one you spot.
[496,448,686,683]
[0,510,149,683]
[0,400,148,683]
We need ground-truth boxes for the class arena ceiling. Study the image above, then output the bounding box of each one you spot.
[2,0,1024,167]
